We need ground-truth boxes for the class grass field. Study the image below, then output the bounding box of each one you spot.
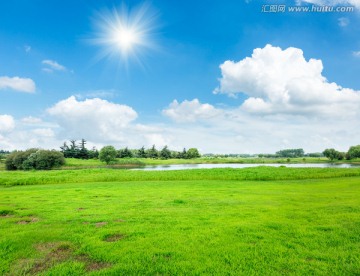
[0,168,359,275]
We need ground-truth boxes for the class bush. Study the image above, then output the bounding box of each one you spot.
[99,146,117,164]
[5,149,65,170]
[5,149,38,170]
[347,145,360,160]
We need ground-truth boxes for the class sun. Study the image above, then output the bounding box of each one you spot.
[113,27,139,51]
[89,3,157,66]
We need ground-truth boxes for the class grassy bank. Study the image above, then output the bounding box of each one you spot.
[1,176,359,275]
[1,167,360,186]
[1,157,359,172]
[64,157,360,168]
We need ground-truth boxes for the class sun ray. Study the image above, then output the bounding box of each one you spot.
[88,2,158,68]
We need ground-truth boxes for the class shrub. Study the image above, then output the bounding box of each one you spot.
[5,149,38,170]
[5,149,65,170]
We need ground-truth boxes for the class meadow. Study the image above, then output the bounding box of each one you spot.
[0,167,359,275]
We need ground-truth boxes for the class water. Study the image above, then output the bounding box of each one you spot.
[132,163,359,171]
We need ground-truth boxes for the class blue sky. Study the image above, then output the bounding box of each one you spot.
[0,0,359,153]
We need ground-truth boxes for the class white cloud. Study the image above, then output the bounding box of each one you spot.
[0,76,36,93]
[47,96,138,141]
[24,45,31,53]
[162,99,223,123]
[299,0,360,9]
[42,59,67,72]
[42,68,53,73]
[215,44,360,117]
[21,116,42,124]
[32,128,55,137]
[0,115,15,133]
[353,51,360,57]
[74,89,116,99]
[338,17,350,27]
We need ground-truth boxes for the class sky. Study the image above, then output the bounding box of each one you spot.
[0,0,359,154]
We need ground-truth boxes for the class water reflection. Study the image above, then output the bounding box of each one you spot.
[131,163,359,171]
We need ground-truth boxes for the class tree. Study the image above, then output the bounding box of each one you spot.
[69,140,79,158]
[118,147,133,158]
[186,148,200,159]
[307,152,323,158]
[323,148,344,161]
[160,146,171,159]
[178,148,187,159]
[146,145,158,159]
[347,145,360,160]
[99,146,117,164]
[0,153,5,164]
[78,139,89,159]
[276,148,304,158]
[89,147,99,159]
[137,146,147,158]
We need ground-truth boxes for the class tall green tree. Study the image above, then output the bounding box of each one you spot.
[186,148,201,159]
[99,146,117,164]
[118,147,133,158]
[78,139,89,159]
[347,145,360,159]
[160,146,171,159]
[138,146,147,158]
[146,145,158,159]
[323,148,344,161]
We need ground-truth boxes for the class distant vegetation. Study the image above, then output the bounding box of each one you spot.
[323,145,360,161]
[5,149,65,170]
[1,143,360,171]
[60,139,200,161]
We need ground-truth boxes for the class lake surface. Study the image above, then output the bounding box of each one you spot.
[132,163,359,171]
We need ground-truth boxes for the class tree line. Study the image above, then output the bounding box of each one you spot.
[323,145,360,161]
[60,139,200,160]
[2,144,359,170]
[99,145,201,164]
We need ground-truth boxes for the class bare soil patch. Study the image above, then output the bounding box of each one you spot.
[16,217,39,224]
[103,233,124,242]
[95,221,108,228]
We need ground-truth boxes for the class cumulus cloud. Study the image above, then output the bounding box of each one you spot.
[162,99,223,123]
[0,115,15,133]
[215,44,360,117]
[42,59,67,72]
[47,96,137,141]
[0,76,36,93]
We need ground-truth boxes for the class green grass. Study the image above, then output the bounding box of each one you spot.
[0,173,359,275]
[1,167,360,186]
[63,157,333,168]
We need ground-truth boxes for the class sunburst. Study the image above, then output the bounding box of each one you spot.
[89,2,157,66]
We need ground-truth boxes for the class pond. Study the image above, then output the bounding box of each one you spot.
[131,163,359,171]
